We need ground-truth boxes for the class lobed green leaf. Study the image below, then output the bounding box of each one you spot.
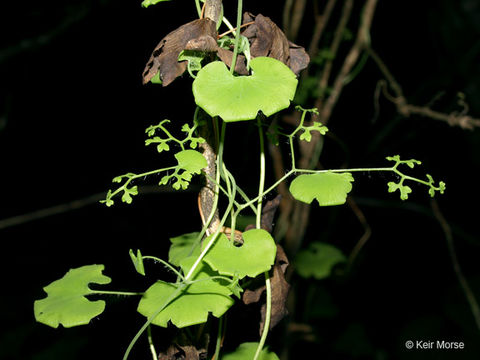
[168,232,201,266]
[221,342,279,360]
[295,242,346,279]
[193,57,298,122]
[137,257,234,328]
[289,172,354,206]
[175,149,207,174]
[141,0,171,8]
[129,249,146,276]
[204,229,277,279]
[34,265,111,328]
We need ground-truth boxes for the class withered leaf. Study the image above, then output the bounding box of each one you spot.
[158,331,209,360]
[288,41,310,76]
[143,18,217,86]
[241,13,309,76]
[185,35,219,52]
[245,195,282,233]
[260,194,282,234]
[242,245,290,334]
[216,48,249,75]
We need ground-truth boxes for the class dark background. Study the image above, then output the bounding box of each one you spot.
[1,0,480,359]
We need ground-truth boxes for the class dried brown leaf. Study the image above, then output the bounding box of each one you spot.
[288,41,310,76]
[242,245,290,334]
[261,195,282,234]
[185,35,219,52]
[158,331,209,360]
[216,48,248,75]
[142,18,217,86]
[241,13,309,76]
[245,195,282,233]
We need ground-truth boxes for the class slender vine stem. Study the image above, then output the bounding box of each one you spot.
[256,115,266,229]
[123,283,187,360]
[185,122,230,281]
[222,16,236,34]
[106,165,177,199]
[230,0,243,74]
[254,273,272,360]
[143,255,185,280]
[253,115,272,360]
[89,290,143,296]
[194,0,202,17]
[213,316,224,360]
[147,325,157,360]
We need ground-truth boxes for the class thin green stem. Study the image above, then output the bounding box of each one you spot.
[215,166,257,214]
[253,271,272,360]
[222,16,236,34]
[222,163,237,234]
[235,170,293,220]
[157,123,185,150]
[143,255,185,280]
[123,284,186,360]
[213,316,224,360]
[256,115,266,228]
[147,326,157,360]
[287,109,308,170]
[186,275,235,285]
[185,122,229,281]
[253,115,272,360]
[222,162,234,217]
[194,0,202,17]
[108,166,178,200]
[230,0,243,74]
[89,290,143,296]
[225,165,238,236]
[294,167,394,173]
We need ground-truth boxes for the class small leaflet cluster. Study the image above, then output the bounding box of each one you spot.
[101,120,206,206]
[386,155,446,200]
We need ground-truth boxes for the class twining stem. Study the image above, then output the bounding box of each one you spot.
[254,271,272,360]
[253,115,272,360]
[213,316,224,360]
[185,122,229,281]
[221,162,235,230]
[186,173,235,281]
[90,290,143,296]
[288,109,308,169]
[222,16,235,34]
[204,171,256,214]
[143,255,185,280]
[218,21,254,38]
[108,165,177,198]
[123,283,187,360]
[256,115,266,229]
[194,0,202,17]
[230,0,243,74]
[147,326,157,360]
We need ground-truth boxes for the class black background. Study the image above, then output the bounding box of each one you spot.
[1,0,480,359]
